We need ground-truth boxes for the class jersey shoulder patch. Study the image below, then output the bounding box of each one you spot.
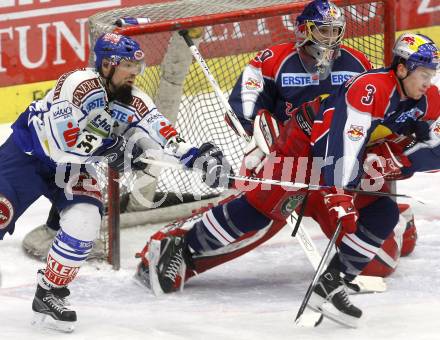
[346,71,393,116]
[128,87,155,117]
[250,43,296,79]
[53,69,103,107]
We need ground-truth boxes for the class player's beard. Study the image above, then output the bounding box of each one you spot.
[111,83,133,105]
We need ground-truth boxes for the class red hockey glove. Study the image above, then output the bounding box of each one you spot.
[323,189,358,234]
[364,141,411,180]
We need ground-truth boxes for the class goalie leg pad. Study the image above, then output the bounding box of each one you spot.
[185,195,271,253]
[136,194,287,285]
[244,154,308,221]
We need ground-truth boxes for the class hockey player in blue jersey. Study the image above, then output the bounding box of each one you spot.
[0,32,231,332]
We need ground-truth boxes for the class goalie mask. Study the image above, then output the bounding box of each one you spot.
[295,0,345,79]
[392,33,440,72]
[94,33,146,76]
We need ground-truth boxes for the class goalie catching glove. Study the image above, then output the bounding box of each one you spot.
[323,188,358,234]
[180,142,234,188]
[93,135,147,173]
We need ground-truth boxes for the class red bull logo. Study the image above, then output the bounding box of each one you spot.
[245,77,262,90]
[402,36,416,45]
[328,6,337,18]
[433,123,440,137]
[346,124,365,141]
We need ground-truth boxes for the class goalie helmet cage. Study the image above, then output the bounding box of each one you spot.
[88,0,396,268]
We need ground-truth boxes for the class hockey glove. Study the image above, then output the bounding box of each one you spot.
[324,188,358,234]
[364,141,411,180]
[181,142,234,188]
[94,135,146,173]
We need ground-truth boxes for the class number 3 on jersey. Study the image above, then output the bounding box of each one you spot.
[361,84,376,105]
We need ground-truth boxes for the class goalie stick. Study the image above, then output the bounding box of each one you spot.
[178,30,251,144]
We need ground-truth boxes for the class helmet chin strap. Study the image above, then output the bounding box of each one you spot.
[396,66,410,98]
[101,66,117,100]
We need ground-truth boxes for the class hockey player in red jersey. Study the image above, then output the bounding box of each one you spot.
[140,32,440,328]
[0,33,231,332]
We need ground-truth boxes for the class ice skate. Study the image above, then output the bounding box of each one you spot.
[308,268,362,328]
[147,236,190,295]
[31,270,76,333]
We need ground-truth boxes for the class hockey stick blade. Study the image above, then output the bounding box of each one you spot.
[294,310,323,328]
[348,275,387,294]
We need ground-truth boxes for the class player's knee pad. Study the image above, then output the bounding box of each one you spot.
[44,204,99,288]
[59,203,101,241]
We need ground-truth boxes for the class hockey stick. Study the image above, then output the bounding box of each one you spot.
[178,30,251,144]
[139,157,309,189]
[294,221,342,326]
[288,214,386,294]
[138,157,418,201]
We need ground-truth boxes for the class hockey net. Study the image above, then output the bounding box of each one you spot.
[88,0,395,266]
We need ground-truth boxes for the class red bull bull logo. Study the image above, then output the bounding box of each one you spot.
[433,123,440,137]
[402,36,416,45]
[245,77,262,90]
[346,124,365,141]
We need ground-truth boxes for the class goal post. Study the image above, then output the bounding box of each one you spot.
[88,0,396,267]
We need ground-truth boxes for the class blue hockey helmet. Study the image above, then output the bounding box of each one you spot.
[94,33,145,73]
[393,33,440,72]
[294,1,345,79]
[295,0,345,49]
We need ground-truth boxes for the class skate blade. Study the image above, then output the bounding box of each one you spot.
[31,312,75,333]
[307,295,359,329]
[132,272,151,289]
[133,264,151,289]
[147,240,164,296]
[178,261,187,293]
